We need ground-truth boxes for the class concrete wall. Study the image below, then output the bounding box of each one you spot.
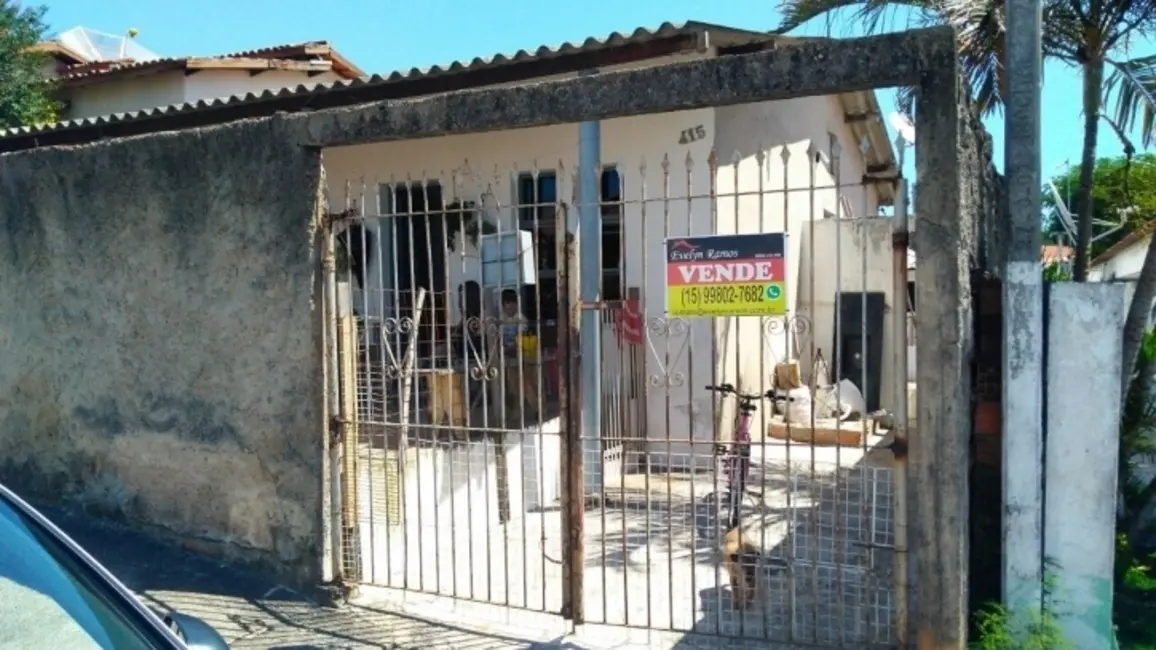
[1089,236,1146,321]
[1045,283,1126,649]
[0,119,326,586]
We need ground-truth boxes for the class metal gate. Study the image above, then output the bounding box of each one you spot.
[572,138,911,647]
[324,171,573,616]
[321,129,913,647]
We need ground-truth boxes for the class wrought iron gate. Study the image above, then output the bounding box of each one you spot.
[324,173,573,616]
[321,129,914,648]
[572,139,911,647]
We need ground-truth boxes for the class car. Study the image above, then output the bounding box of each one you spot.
[0,481,230,649]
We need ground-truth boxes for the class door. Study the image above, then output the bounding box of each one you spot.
[834,291,885,412]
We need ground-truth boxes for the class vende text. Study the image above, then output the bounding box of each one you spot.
[676,261,776,284]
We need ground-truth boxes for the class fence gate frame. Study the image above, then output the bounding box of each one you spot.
[314,26,977,647]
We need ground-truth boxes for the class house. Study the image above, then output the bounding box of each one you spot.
[1042,243,1073,267]
[2,19,903,487]
[31,26,363,122]
[1089,223,1154,318]
[315,21,901,480]
[0,24,967,640]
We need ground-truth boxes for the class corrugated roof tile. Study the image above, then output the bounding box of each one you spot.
[4,21,762,138]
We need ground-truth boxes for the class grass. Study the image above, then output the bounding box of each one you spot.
[1117,552,1156,649]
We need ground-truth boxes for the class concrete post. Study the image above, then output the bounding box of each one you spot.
[1003,0,1046,614]
[578,76,603,496]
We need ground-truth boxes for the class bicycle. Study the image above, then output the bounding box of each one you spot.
[699,383,776,539]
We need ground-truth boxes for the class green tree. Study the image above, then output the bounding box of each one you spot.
[1042,154,1156,259]
[0,1,57,128]
[774,0,1156,548]
[775,0,1156,282]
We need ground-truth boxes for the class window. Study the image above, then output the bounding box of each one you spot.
[376,180,448,356]
[515,167,623,322]
[600,168,623,301]
[380,181,443,216]
[0,493,172,649]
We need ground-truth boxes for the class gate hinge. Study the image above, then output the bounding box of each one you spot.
[329,416,344,444]
[324,207,360,227]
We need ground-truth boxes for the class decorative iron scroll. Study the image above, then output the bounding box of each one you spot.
[644,316,690,389]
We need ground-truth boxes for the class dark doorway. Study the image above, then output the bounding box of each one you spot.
[833,291,885,412]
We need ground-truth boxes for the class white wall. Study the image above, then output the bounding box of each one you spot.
[796,219,898,413]
[1090,235,1156,510]
[1089,235,1148,284]
[61,68,343,120]
[710,97,880,441]
[63,71,186,119]
[182,69,342,102]
[322,95,882,467]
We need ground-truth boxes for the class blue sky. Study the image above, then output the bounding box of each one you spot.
[40,0,1156,182]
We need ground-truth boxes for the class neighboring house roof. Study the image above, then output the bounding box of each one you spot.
[55,41,365,86]
[0,20,898,203]
[1041,244,1072,265]
[28,41,89,65]
[1091,221,1156,268]
[56,26,160,63]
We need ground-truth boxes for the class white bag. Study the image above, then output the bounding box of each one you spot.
[784,385,813,424]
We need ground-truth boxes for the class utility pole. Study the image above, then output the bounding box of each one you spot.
[1003,0,1045,616]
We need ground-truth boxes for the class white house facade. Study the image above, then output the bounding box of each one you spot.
[320,23,900,478]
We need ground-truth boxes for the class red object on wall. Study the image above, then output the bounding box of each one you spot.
[614,298,644,346]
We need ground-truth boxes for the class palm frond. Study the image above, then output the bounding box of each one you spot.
[774,0,941,35]
[1106,54,1156,149]
[942,0,1008,115]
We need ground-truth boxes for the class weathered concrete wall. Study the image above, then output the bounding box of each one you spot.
[0,118,326,586]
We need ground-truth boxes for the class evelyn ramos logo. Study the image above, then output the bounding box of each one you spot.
[669,239,701,252]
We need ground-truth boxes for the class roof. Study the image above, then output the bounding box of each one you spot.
[55,41,365,86]
[56,26,160,63]
[28,41,88,65]
[1041,244,1072,265]
[1091,222,1156,267]
[0,20,898,201]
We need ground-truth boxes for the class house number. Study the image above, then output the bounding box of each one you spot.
[678,125,707,145]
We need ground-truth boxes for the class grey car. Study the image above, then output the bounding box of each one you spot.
[0,482,230,650]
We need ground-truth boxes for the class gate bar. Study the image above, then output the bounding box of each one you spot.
[559,207,585,624]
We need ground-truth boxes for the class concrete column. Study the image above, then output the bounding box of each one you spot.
[578,77,603,495]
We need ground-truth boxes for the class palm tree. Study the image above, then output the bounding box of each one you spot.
[776,0,1156,545]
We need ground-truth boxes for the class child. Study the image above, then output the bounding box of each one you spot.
[500,288,526,352]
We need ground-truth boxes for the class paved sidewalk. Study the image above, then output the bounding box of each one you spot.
[43,508,560,650]
[43,509,758,649]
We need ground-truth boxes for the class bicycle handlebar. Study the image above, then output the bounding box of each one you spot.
[705,384,776,401]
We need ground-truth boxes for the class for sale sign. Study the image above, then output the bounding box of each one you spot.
[665,233,787,317]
